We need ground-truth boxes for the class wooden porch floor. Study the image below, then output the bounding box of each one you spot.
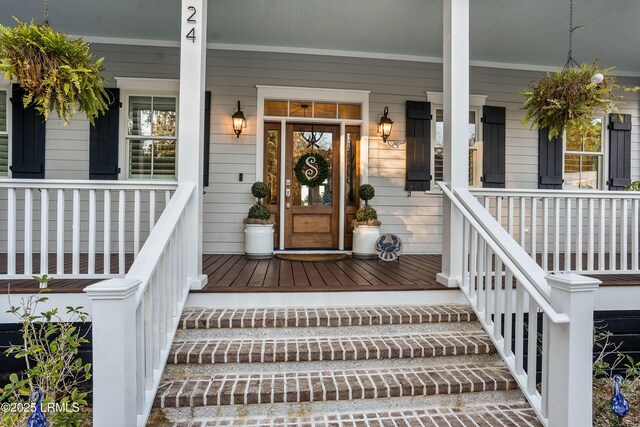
[0,253,638,294]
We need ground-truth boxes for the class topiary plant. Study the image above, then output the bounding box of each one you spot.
[244,181,274,225]
[251,181,269,199]
[0,19,109,125]
[354,184,381,226]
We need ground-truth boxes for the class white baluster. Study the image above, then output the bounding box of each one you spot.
[576,198,583,272]
[503,270,513,356]
[519,197,526,248]
[72,189,80,275]
[621,199,628,271]
[119,190,126,275]
[610,199,617,271]
[493,258,503,341]
[599,199,606,270]
[57,190,65,275]
[88,190,96,274]
[496,196,502,225]
[587,198,595,271]
[633,199,639,271]
[542,197,549,271]
[469,228,478,301]
[484,247,492,325]
[7,188,16,275]
[554,198,560,271]
[40,189,49,275]
[530,198,537,259]
[24,189,33,275]
[134,190,141,257]
[462,220,470,289]
[515,281,524,375]
[149,190,156,231]
[564,198,572,271]
[508,197,514,237]
[527,296,538,396]
[103,190,111,275]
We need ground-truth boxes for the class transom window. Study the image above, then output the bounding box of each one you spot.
[126,95,177,180]
[564,118,604,189]
[433,108,481,187]
[264,99,361,120]
[0,89,8,177]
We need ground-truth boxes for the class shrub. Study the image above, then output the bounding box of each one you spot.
[251,182,269,199]
[625,181,640,191]
[0,277,92,426]
[358,184,375,204]
[354,206,381,227]
[245,203,271,222]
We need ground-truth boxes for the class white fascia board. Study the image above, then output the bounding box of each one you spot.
[115,77,179,93]
[257,85,370,103]
[426,91,487,107]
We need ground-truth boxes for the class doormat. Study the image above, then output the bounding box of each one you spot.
[274,253,350,262]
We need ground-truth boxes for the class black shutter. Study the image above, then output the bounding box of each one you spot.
[405,101,432,191]
[538,127,564,189]
[89,88,120,180]
[203,91,211,187]
[608,113,632,190]
[10,84,45,179]
[481,105,506,188]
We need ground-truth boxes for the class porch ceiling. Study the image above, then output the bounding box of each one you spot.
[3,0,640,73]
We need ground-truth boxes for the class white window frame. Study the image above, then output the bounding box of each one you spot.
[0,77,11,178]
[426,92,487,190]
[562,116,607,190]
[116,77,179,181]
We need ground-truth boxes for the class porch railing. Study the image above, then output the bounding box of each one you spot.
[471,188,640,274]
[85,182,196,427]
[440,183,599,427]
[0,179,177,279]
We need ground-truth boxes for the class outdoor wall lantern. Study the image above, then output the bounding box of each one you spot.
[378,106,393,143]
[232,100,246,138]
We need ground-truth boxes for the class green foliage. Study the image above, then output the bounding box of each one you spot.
[247,203,271,221]
[522,62,619,141]
[0,277,91,426]
[355,206,378,222]
[625,181,640,191]
[0,19,109,125]
[358,184,375,203]
[251,181,269,199]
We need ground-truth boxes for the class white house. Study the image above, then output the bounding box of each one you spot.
[1,1,639,426]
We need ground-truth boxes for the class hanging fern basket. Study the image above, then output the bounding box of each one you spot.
[521,63,619,141]
[0,19,109,125]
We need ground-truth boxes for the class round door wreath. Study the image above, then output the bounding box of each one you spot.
[294,153,330,187]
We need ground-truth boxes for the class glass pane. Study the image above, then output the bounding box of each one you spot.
[289,101,313,118]
[128,96,153,136]
[346,129,360,206]
[565,154,600,189]
[0,135,8,177]
[435,109,444,147]
[314,102,337,118]
[153,140,176,179]
[469,149,476,186]
[434,147,444,182]
[265,128,279,205]
[129,139,153,178]
[338,103,361,120]
[468,111,477,148]
[152,97,176,137]
[566,119,602,153]
[0,90,6,132]
[264,100,288,116]
[291,130,333,207]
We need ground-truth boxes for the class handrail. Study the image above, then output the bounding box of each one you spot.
[470,187,640,199]
[0,178,178,191]
[438,183,567,324]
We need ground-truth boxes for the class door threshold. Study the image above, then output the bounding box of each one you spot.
[274,250,352,254]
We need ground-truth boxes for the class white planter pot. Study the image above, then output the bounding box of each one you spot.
[352,225,381,259]
[245,224,274,259]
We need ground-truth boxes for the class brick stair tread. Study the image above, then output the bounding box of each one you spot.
[154,363,516,408]
[168,330,495,364]
[158,402,541,426]
[180,305,476,329]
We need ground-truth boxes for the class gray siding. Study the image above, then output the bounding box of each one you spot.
[5,44,640,254]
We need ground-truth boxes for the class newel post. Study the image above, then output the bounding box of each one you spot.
[177,0,208,290]
[85,279,140,427]
[546,273,600,427]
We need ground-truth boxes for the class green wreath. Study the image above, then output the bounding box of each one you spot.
[294,153,330,187]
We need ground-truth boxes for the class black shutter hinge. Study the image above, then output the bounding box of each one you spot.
[119,102,123,108]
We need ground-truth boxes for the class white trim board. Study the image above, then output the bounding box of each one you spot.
[186,289,467,308]
[76,35,640,77]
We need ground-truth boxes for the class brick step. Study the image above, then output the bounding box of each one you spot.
[153,363,517,409]
[180,305,476,330]
[168,331,495,366]
[149,401,542,426]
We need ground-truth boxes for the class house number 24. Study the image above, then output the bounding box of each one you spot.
[186,6,197,42]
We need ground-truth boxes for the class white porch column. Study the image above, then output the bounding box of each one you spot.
[437,0,469,288]
[178,0,208,289]
[546,273,600,427]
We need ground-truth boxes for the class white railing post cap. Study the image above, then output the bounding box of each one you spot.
[546,273,600,293]
[84,278,141,300]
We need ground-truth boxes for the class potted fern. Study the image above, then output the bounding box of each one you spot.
[0,19,109,125]
[352,184,381,259]
[244,182,274,259]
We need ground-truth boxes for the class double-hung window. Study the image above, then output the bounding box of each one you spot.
[0,88,8,177]
[564,118,604,189]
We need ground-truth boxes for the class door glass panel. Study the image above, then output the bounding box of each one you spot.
[314,102,337,118]
[128,96,153,136]
[292,130,333,207]
[346,129,360,206]
[264,100,288,116]
[265,128,279,205]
